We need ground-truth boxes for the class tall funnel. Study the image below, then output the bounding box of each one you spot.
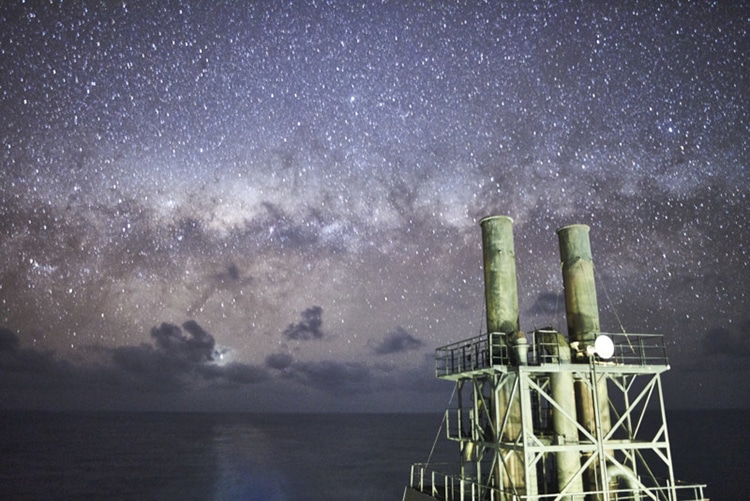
[557,224,600,349]
[480,216,530,496]
[480,215,519,335]
[557,224,611,499]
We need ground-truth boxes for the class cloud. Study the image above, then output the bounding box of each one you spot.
[282,306,326,341]
[198,362,269,385]
[0,322,269,404]
[371,326,424,355]
[212,262,255,290]
[0,328,20,352]
[0,342,74,386]
[225,263,240,281]
[110,344,189,390]
[702,322,750,358]
[150,321,217,362]
[265,352,294,370]
[113,321,271,388]
[289,360,371,393]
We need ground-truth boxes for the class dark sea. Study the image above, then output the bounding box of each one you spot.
[0,410,745,500]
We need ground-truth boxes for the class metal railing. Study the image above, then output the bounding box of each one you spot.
[407,463,707,501]
[436,332,670,378]
[607,333,670,366]
[434,334,501,376]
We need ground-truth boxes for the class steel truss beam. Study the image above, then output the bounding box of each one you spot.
[446,361,683,501]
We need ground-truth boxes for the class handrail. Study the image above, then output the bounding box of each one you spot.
[408,463,707,501]
[436,332,670,377]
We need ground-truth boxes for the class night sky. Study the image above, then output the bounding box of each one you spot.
[1,1,747,412]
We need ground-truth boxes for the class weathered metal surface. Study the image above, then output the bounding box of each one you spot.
[479,215,519,336]
[435,331,671,378]
[405,217,707,501]
[480,215,529,498]
[537,329,584,500]
[557,224,600,349]
[557,224,611,499]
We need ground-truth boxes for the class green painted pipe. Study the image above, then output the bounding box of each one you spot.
[480,216,527,497]
[557,224,611,499]
[538,330,584,500]
[480,215,520,335]
[557,224,600,348]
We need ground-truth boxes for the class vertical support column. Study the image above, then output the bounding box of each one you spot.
[479,215,525,499]
[541,330,585,499]
[557,225,612,499]
[655,375,678,501]
[518,368,539,498]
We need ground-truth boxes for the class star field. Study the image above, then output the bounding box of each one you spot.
[0,1,748,412]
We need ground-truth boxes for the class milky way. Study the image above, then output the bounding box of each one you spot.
[1,1,748,411]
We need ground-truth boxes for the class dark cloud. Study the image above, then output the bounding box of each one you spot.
[226,263,240,281]
[265,352,294,370]
[151,321,216,362]
[213,262,254,290]
[0,328,20,352]
[0,343,74,386]
[283,306,326,341]
[110,344,188,391]
[702,322,750,358]
[198,362,268,385]
[290,360,371,394]
[371,327,424,355]
[115,321,270,388]
[0,321,268,402]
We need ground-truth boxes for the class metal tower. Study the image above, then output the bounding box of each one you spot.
[405,216,707,501]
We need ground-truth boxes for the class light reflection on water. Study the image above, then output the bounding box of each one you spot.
[0,411,448,501]
[1,410,743,499]
[211,417,296,500]
[208,413,451,501]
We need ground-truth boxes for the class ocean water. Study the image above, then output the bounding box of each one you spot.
[0,410,745,500]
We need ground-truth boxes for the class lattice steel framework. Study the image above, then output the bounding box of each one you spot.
[405,331,708,501]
